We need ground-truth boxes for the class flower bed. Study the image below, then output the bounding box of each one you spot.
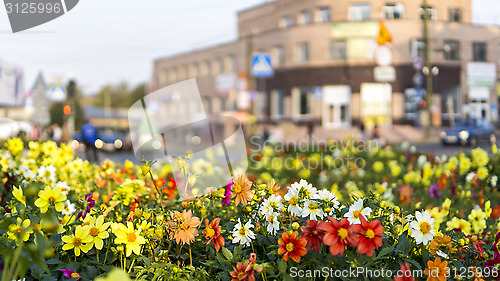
[1,138,500,280]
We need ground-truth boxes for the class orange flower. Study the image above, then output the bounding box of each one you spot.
[173,210,201,245]
[429,235,456,256]
[319,217,358,256]
[424,257,450,281]
[202,218,225,252]
[278,231,307,263]
[230,174,254,206]
[351,216,383,257]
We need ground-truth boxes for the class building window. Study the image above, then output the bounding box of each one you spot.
[280,15,293,28]
[296,42,310,62]
[217,57,224,73]
[448,8,462,22]
[410,39,425,59]
[171,68,178,83]
[299,10,311,25]
[443,40,460,60]
[274,46,285,66]
[159,69,168,86]
[225,55,237,72]
[330,40,347,60]
[271,90,284,117]
[230,55,237,72]
[419,5,436,20]
[299,88,310,115]
[383,3,404,19]
[473,42,487,61]
[316,6,331,23]
[349,3,371,21]
[205,60,211,76]
[190,63,199,78]
[340,105,347,123]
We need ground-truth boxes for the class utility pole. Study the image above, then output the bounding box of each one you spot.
[423,0,433,138]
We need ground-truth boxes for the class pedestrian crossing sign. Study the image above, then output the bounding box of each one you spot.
[251,54,274,78]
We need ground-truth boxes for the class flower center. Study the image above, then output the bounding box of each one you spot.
[353,210,361,218]
[71,273,80,278]
[239,226,247,236]
[15,227,23,234]
[337,228,348,240]
[420,222,431,234]
[233,184,242,194]
[73,238,82,247]
[308,203,317,210]
[206,227,215,238]
[365,229,375,239]
[89,227,99,237]
[128,233,137,242]
[286,242,295,252]
[288,197,297,205]
[48,196,56,204]
[238,272,244,278]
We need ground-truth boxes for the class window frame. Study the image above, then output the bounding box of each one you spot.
[473,42,487,62]
[383,3,404,20]
[349,3,371,21]
[330,39,347,60]
[316,6,331,23]
[443,40,460,61]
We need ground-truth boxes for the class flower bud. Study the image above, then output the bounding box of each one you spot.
[141,163,151,176]
[291,222,300,230]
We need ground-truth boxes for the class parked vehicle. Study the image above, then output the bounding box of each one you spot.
[0,117,32,139]
[440,118,495,146]
[73,127,132,152]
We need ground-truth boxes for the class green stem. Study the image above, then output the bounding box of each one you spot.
[103,245,110,264]
[96,249,99,263]
[128,256,137,273]
[189,244,193,266]
[148,170,164,212]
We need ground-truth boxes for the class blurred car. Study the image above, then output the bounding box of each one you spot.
[0,117,32,139]
[72,127,132,152]
[440,118,495,146]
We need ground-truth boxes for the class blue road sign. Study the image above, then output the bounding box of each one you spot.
[251,54,274,78]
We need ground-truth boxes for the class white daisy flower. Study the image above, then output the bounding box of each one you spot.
[37,165,56,183]
[62,200,76,216]
[301,199,325,221]
[266,213,280,235]
[232,219,256,247]
[259,194,283,219]
[314,189,340,209]
[344,199,372,224]
[55,181,70,195]
[410,210,436,245]
[292,179,317,200]
[491,175,498,187]
[284,185,302,216]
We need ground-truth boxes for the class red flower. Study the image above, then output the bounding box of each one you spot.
[394,262,415,281]
[319,217,358,256]
[162,178,177,198]
[202,218,225,252]
[351,216,383,257]
[468,234,486,255]
[491,205,500,220]
[278,231,308,263]
[229,253,262,281]
[300,220,325,253]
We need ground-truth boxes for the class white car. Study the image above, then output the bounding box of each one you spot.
[0,117,33,139]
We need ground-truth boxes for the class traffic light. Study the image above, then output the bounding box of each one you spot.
[63,104,72,115]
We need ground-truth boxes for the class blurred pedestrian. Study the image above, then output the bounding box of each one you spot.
[81,119,99,163]
[31,124,41,140]
[52,124,62,145]
[372,124,381,139]
[359,122,365,141]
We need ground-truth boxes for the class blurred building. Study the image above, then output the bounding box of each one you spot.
[152,0,500,134]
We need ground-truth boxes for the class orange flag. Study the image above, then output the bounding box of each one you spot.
[376,21,393,45]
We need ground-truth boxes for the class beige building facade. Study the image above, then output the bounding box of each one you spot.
[152,0,500,133]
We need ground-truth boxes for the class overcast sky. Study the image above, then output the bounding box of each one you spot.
[0,0,499,95]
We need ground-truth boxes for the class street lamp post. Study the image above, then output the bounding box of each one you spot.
[423,0,433,138]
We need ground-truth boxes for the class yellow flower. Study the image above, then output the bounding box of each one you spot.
[373,161,384,173]
[477,167,488,180]
[86,215,111,250]
[468,209,487,234]
[485,201,492,218]
[114,221,146,257]
[62,225,93,256]
[6,138,24,155]
[12,186,26,206]
[446,217,471,236]
[441,199,451,215]
[471,147,489,167]
[34,186,67,213]
[8,218,33,242]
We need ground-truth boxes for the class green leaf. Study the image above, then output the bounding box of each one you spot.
[396,233,410,253]
[278,259,287,274]
[221,247,233,261]
[376,244,396,259]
